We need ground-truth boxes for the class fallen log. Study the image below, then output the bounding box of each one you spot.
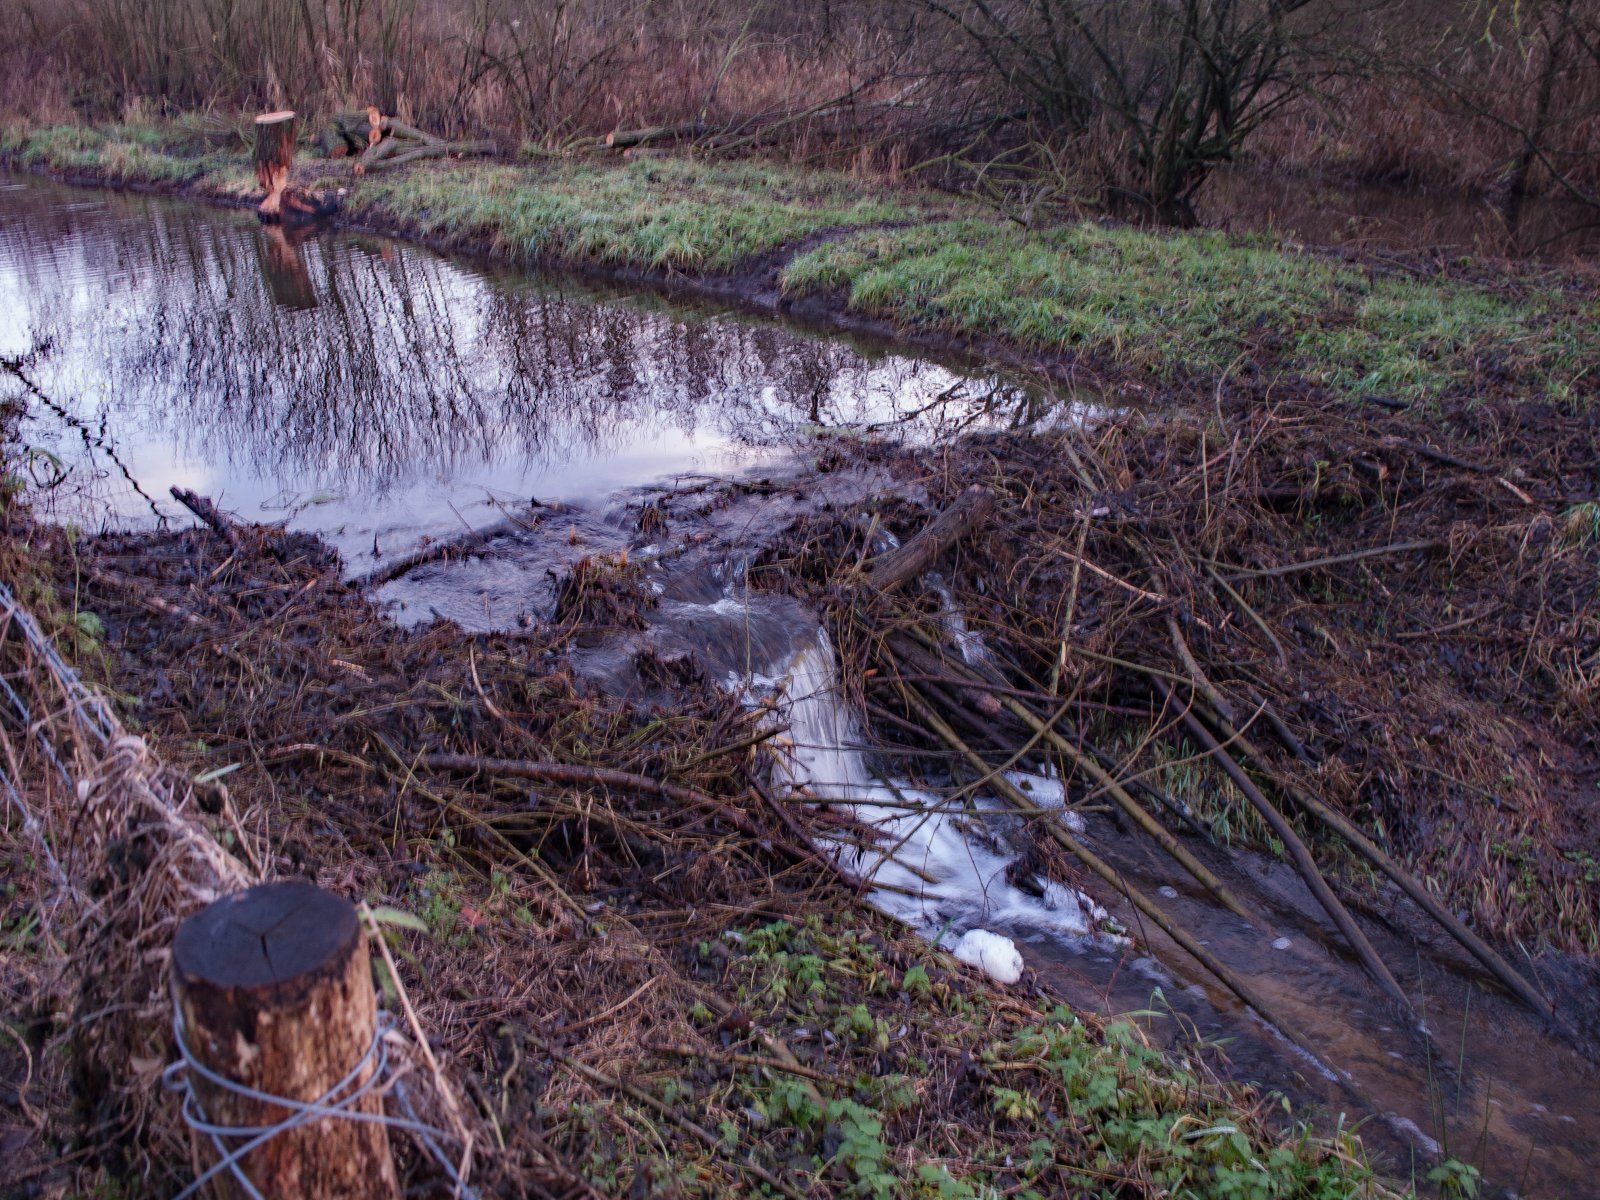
[604,121,713,150]
[363,139,497,172]
[863,486,994,595]
[320,107,384,157]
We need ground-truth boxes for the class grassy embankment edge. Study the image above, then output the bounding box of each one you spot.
[4,119,1595,409]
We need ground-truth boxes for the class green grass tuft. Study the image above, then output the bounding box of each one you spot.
[782,219,1599,402]
[352,157,927,272]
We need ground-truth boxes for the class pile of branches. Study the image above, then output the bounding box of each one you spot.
[321,106,497,174]
[1,494,1405,1197]
[5,503,857,1194]
[758,384,1600,1038]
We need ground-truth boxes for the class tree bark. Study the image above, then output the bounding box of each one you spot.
[253,111,297,222]
[172,881,399,1200]
[863,486,994,594]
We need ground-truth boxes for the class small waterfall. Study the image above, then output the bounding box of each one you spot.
[770,628,1106,961]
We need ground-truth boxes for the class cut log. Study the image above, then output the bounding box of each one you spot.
[603,121,712,150]
[320,109,373,158]
[863,486,994,594]
[253,111,297,221]
[171,881,400,1200]
[362,139,497,172]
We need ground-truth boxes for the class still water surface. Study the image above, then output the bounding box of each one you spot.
[0,175,1026,574]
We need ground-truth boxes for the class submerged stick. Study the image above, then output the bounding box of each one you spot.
[1212,720,1568,1031]
[1159,683,1417,1021]
[898,682,1400,1121]
[349,510,536,590]
[171,486,241,551]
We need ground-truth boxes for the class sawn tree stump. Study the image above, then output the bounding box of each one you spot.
[172,881,400,1199]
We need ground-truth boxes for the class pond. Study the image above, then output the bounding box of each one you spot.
[0,174,1032,579]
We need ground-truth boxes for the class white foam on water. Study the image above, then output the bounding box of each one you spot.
[951,929,1023,983]
[768,630,1107,949]
[929,575,991,666]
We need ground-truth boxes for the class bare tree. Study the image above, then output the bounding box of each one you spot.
[908,0,1329,219]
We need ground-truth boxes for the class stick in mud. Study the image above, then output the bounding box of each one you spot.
[170,486,241,551]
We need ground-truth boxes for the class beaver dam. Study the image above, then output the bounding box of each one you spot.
[2,172,1598,1199]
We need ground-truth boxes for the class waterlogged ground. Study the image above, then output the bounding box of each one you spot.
[6,173,1599,1197]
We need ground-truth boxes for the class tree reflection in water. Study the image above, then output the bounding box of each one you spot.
[0,175,1038,569]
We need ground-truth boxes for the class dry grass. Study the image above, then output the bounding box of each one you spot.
[1,0,1596,208]
[756,386,1600,956]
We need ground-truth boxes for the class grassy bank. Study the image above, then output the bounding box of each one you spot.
[5,119,1596,408]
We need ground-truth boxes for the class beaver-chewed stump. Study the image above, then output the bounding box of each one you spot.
[253,110,339,225]
[172,880,399,1199]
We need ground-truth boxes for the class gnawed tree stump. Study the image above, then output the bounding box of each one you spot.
[254,111,339,224]
[253,111,297,221]
[172,881,400,1199]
